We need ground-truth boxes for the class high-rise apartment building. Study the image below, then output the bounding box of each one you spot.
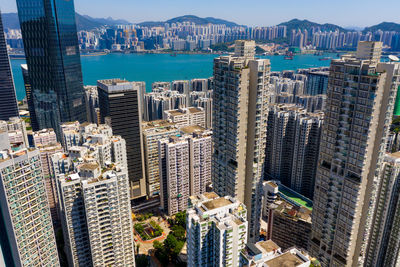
[98,79,146,199]
[264,104,323,199]
[0,11,19,120]
[310,42,400,266]
[143,90,187,121]
[212,40,270,241]
[0,125,59,266]
[16,0,86,136]
[158,126,212,215]
[142,120,179,198]
[54,122,135,266]
[187,192,248,267]
[365,152,400,267]
[32,129,63,227]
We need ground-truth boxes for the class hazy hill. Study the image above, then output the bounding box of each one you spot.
[279,19,348,32]
[1,12,131,31]
[363,22,400,33]
[139,15,239,27]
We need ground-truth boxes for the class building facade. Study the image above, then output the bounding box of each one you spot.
[187,193,248,267]
[0,11,19,120]
[212,40,270,241]
[142,120,179,198]
[0,130,59,267]
[16,0,86,136]
[310,42,400,266]
[98,79,146,199]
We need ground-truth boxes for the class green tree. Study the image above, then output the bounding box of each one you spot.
[175,211,187,229]
[171,225,186,241]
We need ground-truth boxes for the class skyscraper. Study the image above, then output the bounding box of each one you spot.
[365,153,400,267]
[310,42,400,266]
[212,40,270,242]
[0,11,19,120]
[0,123,59,266]
[16,0,86,136]
[54,122,135,266]
[264,104,323,199]
[98,79,146,199]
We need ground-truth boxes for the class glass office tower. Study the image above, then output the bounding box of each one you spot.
[0,12,19,120]
[16,0,86,136]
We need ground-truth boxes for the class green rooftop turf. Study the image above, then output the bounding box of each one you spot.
[279,187,313,211]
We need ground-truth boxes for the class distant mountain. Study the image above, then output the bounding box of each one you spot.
[363,22,400,33]
[1,12,131,31]
[139,15,239,27]
[2,13,19,29]
[279,19,348,32]
[81,15,131,27]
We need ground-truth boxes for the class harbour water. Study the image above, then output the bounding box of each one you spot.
[10,53,338,100]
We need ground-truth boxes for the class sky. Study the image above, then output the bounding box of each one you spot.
[1,0,399,28]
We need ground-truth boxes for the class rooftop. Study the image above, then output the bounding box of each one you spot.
[279,186,312,211]
[80,163,99,171]
[188,107,202,114]
[203,192,219,200]
[98,78,127,86]
[168,110,185,116]
[203,197,233,210]
[180,125,205,134]
[142,120,176,130]
[258,240,280,253]
[265,251,305,267]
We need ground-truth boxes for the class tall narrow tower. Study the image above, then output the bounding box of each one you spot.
[212,40,270,242]
[310,42,400,266]
[0,11,19,120]
[16,0,86,136]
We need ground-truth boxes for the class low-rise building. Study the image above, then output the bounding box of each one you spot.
[262,181,312,251]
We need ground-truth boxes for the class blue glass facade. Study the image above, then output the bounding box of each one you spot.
[16,0,86,135]
[0,12,19,120]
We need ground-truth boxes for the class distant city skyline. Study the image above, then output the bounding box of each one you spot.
[1,0,400,27]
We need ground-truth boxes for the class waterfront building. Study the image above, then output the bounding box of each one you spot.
[240,240,311,267]
[32,129,63,227]
[0,131,59,266]
[16,0,86,137]
[143,90,187,121]
[98,79,146,199]
[187,192,248,267]
[84,86,100,124]
[262,181,312,251]
[365,152,400,266]
[164,107,205,128]
[172,80,191,102]
[152,82,171,91]
[264,104,323,199]
[306,71,329,95]
[191,95,213,129]
[191,78,209,92]
[212,40,270,242]
[0,11,19,120]
[310,42,400,266]
[142,120,179,198]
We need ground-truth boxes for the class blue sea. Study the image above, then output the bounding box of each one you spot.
[10,53,338,101]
